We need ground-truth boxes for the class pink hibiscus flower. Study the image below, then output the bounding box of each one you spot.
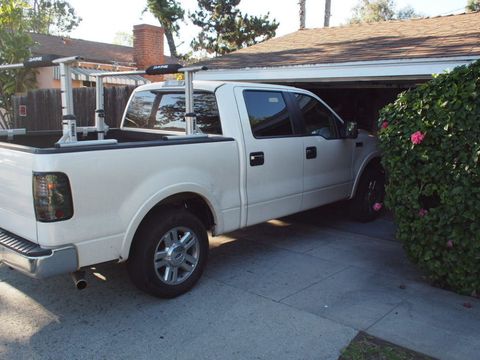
[411,131,425,145]
[373,203,383,212]
[418,208,428,217]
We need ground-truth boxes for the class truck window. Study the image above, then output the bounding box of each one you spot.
[243,90,294,138]
[294,93,339,139]
[124,91,222,135]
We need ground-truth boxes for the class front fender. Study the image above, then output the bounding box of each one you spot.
[350,151,382,198]
[119,183,222,261]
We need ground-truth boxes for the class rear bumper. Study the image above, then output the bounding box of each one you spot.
[0,227,78,278]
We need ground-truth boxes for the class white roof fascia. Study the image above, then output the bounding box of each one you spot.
[194,56,479,83]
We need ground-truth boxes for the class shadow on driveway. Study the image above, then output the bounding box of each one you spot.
[0,202,479,360]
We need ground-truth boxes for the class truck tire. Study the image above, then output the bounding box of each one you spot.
[349,166,385,223]
[127,209,209,298]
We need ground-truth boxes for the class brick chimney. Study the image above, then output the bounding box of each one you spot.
[133,24,165,81]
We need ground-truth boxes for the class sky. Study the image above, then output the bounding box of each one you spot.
[68,0,468,55]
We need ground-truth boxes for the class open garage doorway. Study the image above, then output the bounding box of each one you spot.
[276,80,426,132]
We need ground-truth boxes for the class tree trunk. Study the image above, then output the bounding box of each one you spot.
[324,0,331,27]
[0,107,12,129]
[299,0,306,29]
[164,29,178,59]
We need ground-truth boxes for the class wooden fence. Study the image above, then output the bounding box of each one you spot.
[12,86,135,130]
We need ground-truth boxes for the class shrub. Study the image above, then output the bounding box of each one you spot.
[378,60,480,295]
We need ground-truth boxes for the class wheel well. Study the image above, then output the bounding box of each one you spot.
[365,157,383,173]
[140,192,215,233]
[352,157,384,197]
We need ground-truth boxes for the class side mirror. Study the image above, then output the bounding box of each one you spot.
[345,121,358,139]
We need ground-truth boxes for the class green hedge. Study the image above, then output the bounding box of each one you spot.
[378,60,480,295]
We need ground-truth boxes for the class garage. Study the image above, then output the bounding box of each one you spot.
[196,12,480,132]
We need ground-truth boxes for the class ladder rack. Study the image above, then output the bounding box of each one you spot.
[95,64,208,136]
[0,55,208,146]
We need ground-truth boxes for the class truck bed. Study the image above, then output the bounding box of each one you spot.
[0,126,241,264]
[0,129,233,153]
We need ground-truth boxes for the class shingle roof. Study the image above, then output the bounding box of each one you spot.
[198,12,480,70]
[31,33,135,65]
[30,33,174,66]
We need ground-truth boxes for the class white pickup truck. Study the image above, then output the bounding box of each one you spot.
[0,60,383,298]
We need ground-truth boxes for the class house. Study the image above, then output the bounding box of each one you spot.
[6,24,175,131]
[30,24,173,89]
[196,12,480,130]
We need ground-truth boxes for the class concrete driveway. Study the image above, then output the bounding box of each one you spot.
[1,204,479,360]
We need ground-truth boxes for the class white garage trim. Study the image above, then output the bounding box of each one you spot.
[195,56,479,83]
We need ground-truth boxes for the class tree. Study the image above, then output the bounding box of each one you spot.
[190,0,279,56]
[146,0,184,59]
[0,0,36,128]
[324,0,331,27]
[26,0,82,35]
[466,0,480,12]
[299,0,306,29]
[396,5,417,19]
[349,0,420,24]
[0,0,81,128]
[113,31,133,47]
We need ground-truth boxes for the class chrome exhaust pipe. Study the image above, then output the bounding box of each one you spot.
[71,270,87,290]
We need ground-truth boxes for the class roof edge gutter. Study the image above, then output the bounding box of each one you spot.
[195,56,480,83]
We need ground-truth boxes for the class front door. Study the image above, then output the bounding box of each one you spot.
[291,92,354,210]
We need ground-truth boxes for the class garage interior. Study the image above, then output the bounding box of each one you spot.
[275,79,427,132]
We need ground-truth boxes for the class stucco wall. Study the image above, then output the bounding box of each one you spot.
[36,67,84,89]
[36,67,57,89]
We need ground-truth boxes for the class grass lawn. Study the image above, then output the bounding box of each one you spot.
[339,332,437,360]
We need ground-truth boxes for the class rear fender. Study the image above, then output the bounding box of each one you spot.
[119,184,221,261]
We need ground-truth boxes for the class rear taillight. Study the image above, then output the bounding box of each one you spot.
[33,172,73,222]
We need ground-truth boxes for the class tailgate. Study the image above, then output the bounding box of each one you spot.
[0,148,37,243]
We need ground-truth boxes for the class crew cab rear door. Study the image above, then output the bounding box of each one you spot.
[234,87,304,226]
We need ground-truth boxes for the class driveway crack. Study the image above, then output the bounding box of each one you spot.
[365,301,404,331]
[277,265,353,303]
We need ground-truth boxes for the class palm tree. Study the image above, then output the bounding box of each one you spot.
[299,0,306,29]
[324,0,332,27]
